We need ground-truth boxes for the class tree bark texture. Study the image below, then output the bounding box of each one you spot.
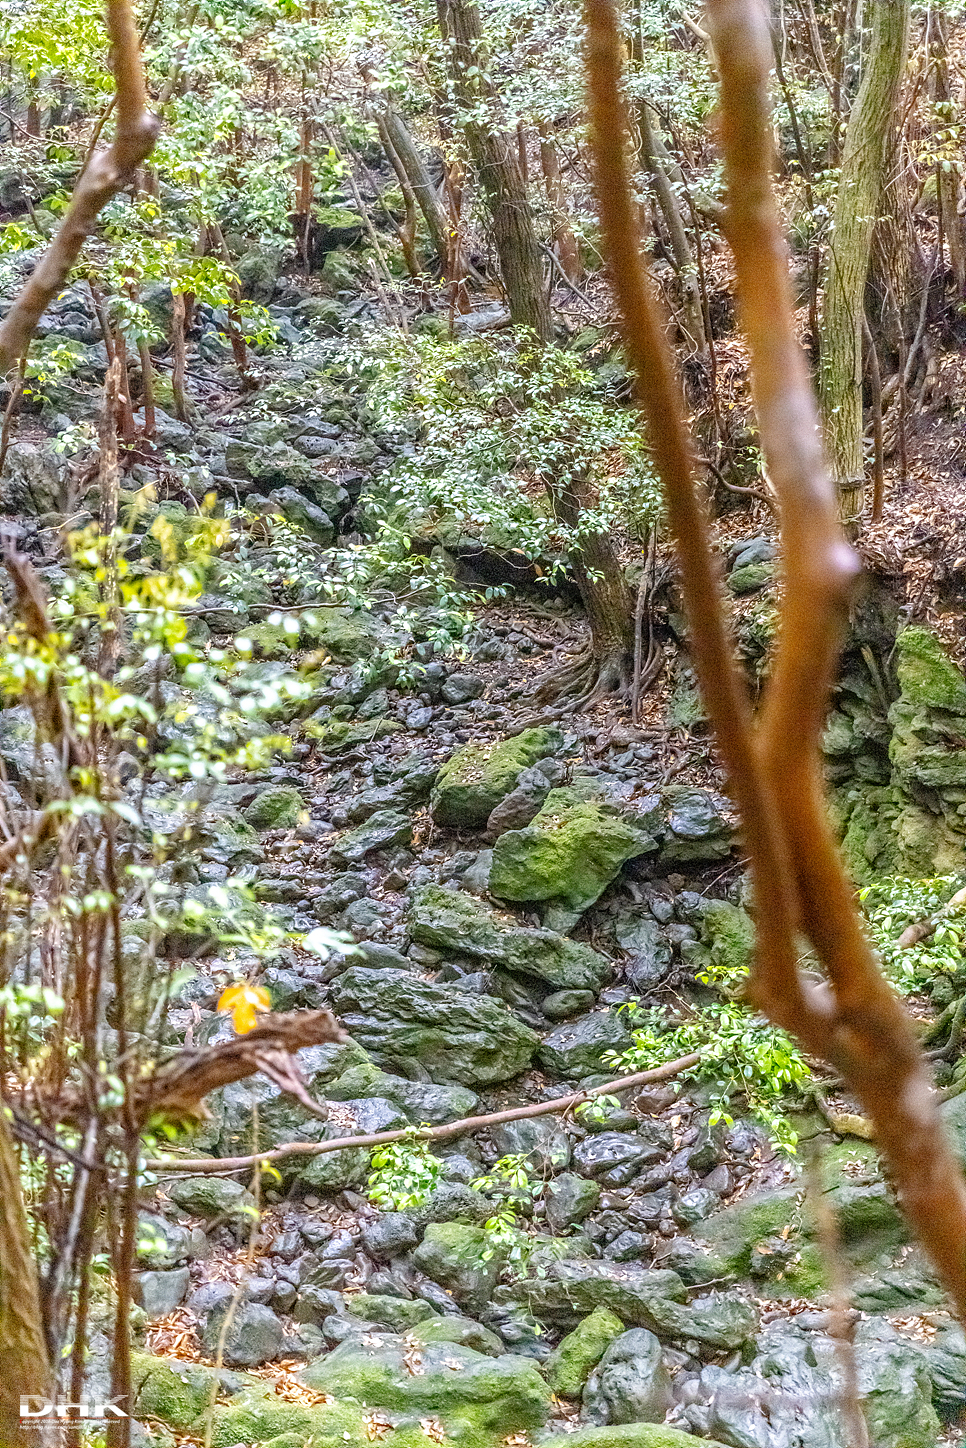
[436,0,553,341]
[819,0,910,522]
[0,1108,53,1446]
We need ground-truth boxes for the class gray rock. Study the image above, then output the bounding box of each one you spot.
[491,1116,572,1171]
[545,1174,602,1232]
[500,1258,686,1329]
[200,1300,284,1367]
[362,1213,421,1261]
[330,810,413,866]
[412,1222,506,1313]
[573,1129,670,1187]
[167,1177,253,1219]
[543,989,596,1019]
[538,1012,633,1079]
[661,786,733,863]
[441,672,485,705]
[267,486,335,544]
[582,1328,672,1425]
[408,884,611,992]
[136,1212,195,1269]
[135,1268,190,1318]
[330,966,537,1086]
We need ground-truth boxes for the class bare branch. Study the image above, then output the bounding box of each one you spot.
[582,0,826,1053]
[0,0,160,376]
[149,1053,703,1175]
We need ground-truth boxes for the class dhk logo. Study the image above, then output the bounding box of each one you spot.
[20,1397,129,1421]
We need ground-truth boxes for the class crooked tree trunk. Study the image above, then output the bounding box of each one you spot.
[436,0,552,341]
[819,0,910,522]
[636,99,706,354]
[0,1110,54,1446]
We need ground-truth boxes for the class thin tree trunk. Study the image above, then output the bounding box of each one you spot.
[819,0,910,522]
[636,98,705,354]
[377,103,453,277]
[170,290,190,422]
[0,1110,54,1447]
[436,0,552,340]
[538,124,582,284]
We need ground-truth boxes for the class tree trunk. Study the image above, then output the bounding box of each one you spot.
[377,103,453,278]
[535,470,638,706]
[0,1110,54,1447]
[636,98,705,354]
[538,124,582,284]
[436,0,552,341]
[819,0,910,522]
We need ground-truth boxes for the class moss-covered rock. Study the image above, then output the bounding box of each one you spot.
[407,884,611,991]
[698,900,755,984]
[203,1388,365,1447]
[539,1429,727,1448]
[244,785,305,830]
[895,626,966,712]
[130,1352,219,1432]
[345,1293,438,1332]
[726,561,774,594]
[412,1222,508,1313]
[330,966,538,1085]
[544,1306,624,1397]
[301,1337,553,1434]
[489,789,657,928]
[503,1259,686,1329]
[431,728,564,829]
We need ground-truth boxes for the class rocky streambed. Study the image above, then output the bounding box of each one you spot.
[5,261,966,1448]
[102,693,966,1448]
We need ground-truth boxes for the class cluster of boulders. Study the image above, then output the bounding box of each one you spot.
[107,701,966,1448]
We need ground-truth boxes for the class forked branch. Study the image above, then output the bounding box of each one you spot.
[0,0,160,376]
[583,0,966,1316]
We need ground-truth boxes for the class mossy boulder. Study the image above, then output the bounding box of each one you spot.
[407,884,611,991]
[489,789,657,929]
[345,1293,438,1331]
[412,1222,508,1313]
[244,785,305,830]
[431,728,564,829]
[540,1429,727,1448]
[502,1260,687,1329]
[303,605,386,660]
[166,1176,254,1219]
[894,626,966,712]
[330,966,538,1085]
[301,1337,553,1434]
[130,1353,219,1432]
[203,1388,366,1447]
[726,561,774,594]
[544,1306,625,1397]
[698,900,755,984]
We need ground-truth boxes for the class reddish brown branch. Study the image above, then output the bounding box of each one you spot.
[582,0,825,1054]
[583,0,966,1322]
[0,0,160,376]
[707,0,966,1316]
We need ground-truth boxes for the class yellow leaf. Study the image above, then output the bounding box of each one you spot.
[218,982,271,1034]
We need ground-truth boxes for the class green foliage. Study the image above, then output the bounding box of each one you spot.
[367,1130,443,1210]
[471,1153,542,1265]
[606,1001,811,1155]
[859,875,966,993]
[336,327,661,570]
